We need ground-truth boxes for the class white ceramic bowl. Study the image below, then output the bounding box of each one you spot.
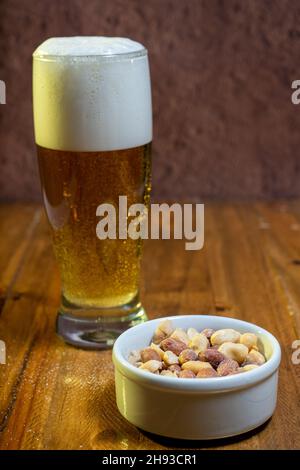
[113,315,281,440]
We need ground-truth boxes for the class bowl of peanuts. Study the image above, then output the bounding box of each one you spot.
[112,315,281,440]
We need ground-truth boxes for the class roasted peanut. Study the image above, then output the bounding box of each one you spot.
[139,360,162,373]
[170,328,189,345]
[128,350,141,365]
[163,350,179,366]
[218,342,248,364]
[160,337,187,355]
[244,349,266,365]
[182,360,213,374]
[211,328,241,346]
[239,333,258,350]
[203,348,226,369]
[153,319,174,343]
[160,370,178,378]
[150,342,165,359]
[130,320,267,378]
[140,347,161,363]
[217,358,239,376]
[178,348,198,364]
[187,327,199,340]
[168,364,181,374]
[201,328,215,340]
[179,370,196,378]
[239,364,259,372]
[196,367,218,378]
[189,333,209,353]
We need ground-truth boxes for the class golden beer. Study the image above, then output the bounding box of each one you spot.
[37,144,151,308]
[33,37,152,348]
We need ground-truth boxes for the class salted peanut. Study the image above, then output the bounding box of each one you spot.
[168,364,181,374]
[239,333,258,351]
[211,328,241,346]
[128,350,141,365]
[239,364,259,372]
[182,360,213,374]
[187,327,199,340]
[179,370,196,379]
[201,328,215,340]
[150,342,165,359]
[218,342,248,364]
[160,337,187,355]
[179,348,198,364]
[189,333,209,353]
[217,358,239,376]
[139,360,162,373]
[140,347,161,363]
[196,367,218,378]
[171,328,189,345]
[160,370,178,378]
[163,350,179,366]
[244,349,266,366]
[203,348,225,369]
[153,319,174,344]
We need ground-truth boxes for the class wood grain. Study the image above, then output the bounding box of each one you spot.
[0,202,300,449]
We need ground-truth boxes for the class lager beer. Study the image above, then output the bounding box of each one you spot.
[33,37,152,348]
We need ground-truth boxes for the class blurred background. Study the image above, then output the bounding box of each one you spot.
[0,0,300,202]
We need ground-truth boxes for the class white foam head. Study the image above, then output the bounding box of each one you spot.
[33,37,152,152]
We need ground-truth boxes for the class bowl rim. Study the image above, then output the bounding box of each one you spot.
[112,315,281,393]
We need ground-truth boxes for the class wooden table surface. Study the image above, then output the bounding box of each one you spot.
[0,202,300,450]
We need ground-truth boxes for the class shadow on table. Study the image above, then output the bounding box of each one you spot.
[139,419,271,449]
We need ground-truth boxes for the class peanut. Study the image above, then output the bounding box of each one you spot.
[182,360,213,374]
[218,342,248,364]
[150,342,165,359]
[160,337,187,355]
[196,367,218,378]
[168,364,181,374]
[130,320,267,379]
[170,328,189,345]
[179,370,196,379]
[244,349,266,366]
[189,333,209,353]
[239,333,258,350]
[160,370,178,378]
[128,350,141,365]
[203,348,226,369]
[187,327,199,340]
[217,358,239,376]
[139,360,162,373]
[163,350,179,366]
[178,348,198,364]
[211,328,241,346]
[140,347,161,363]
[201,328,215,340]
[239,364,259,372]
[153,319,174,343]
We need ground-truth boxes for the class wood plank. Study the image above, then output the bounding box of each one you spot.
[0,202,299,449]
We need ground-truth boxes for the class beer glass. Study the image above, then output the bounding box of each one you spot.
[33,37,152,349]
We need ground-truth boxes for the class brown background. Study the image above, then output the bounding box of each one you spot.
[1,0,300,202]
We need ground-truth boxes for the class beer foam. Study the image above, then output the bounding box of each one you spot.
[33,37,152,151]
[33,36,145,57]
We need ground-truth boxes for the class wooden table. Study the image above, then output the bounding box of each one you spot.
[0,202,300,450]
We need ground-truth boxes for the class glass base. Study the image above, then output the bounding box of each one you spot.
[56,294,148,350]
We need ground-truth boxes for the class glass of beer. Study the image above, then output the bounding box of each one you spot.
[32,37,152,349]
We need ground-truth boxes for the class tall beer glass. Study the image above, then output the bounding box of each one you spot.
[33,37,152,349]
